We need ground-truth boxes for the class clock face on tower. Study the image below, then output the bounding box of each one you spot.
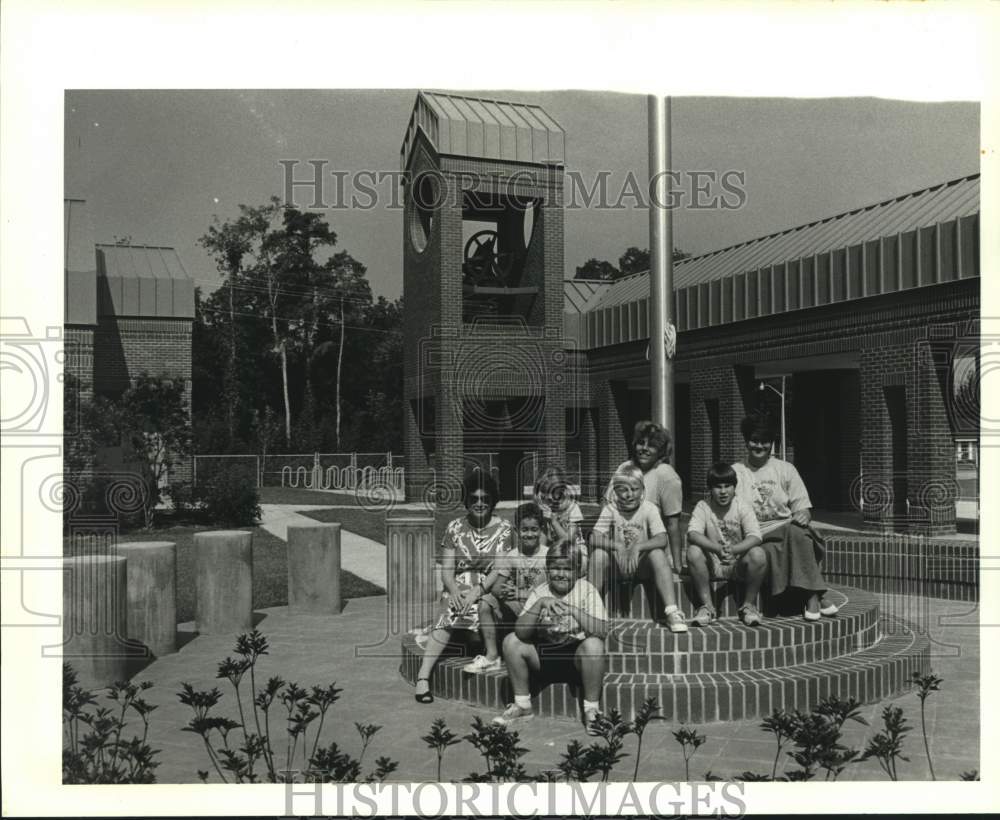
[408,171,437,255]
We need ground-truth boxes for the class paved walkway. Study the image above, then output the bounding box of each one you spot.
[259,504,386,587]
[129,593,978,784]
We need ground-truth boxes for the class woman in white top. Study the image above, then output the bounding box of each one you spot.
[732,411,838,621]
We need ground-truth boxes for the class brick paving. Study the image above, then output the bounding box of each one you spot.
[130,593,978,784]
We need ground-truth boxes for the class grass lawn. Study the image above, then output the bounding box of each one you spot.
[259,485,369,506]
[65,524,385,622]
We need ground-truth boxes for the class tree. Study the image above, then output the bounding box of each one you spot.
[574,258,619,281]
[618,246,649,275]
[574,247,693,282]
[200,198,341,447]
[85,374,192,529]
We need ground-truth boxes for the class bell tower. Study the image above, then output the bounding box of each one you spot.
[400,91,569,512]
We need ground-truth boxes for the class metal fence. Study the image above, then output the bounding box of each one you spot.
[193,452,405,493]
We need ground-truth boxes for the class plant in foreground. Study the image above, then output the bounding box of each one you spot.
[911,671,943,781]
[63,664,160,783]
[421,718,461,782]
[672,726,706,782]
[178,630,395,783]
[759,709,799,781]
[630,697,664,781]
[861,704,911,781]
[586,709,632,782]
[463,716,529,782]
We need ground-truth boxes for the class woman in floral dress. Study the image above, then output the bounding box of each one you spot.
[414,469,512,703]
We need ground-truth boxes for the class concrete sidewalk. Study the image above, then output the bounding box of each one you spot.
[259,504,386,587]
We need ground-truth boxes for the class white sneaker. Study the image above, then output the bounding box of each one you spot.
[665,608,689,633]
[462,655,504,674]
[493,703,534,726]
[583,707,604,736]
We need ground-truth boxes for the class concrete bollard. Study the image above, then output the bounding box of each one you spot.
[62,554,131,689]
[194,530,253,635]
[118,541,178,657]
[287,523,342,615]
[385,516,437,636]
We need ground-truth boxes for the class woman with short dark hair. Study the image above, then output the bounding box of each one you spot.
[732,410,837,622]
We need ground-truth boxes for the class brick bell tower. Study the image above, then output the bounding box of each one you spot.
[400,91,571,525]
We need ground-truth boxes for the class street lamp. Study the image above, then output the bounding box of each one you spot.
[758,377,787,462]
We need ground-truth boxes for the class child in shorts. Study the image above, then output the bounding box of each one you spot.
[493,540,609,735]
[686,461,765,627]
[589,463,688,633]
[463,502,549,674]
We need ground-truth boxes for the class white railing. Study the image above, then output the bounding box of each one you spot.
[195,452,404,492]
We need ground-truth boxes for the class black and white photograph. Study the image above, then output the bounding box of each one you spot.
[2,1,997,817]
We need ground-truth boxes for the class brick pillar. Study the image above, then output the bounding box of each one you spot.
[594,379,628,485]
[403,395,431,502]
[911,340,957,535]
[689,364,753,498]
[578,405,599,502]
[861,337,957,536]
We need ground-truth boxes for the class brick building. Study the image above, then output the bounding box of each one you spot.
[565,175,979,536]
[398,93,978,538]
[64,197,195,483]
[400,92,569,533]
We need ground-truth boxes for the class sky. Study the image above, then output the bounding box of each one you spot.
[65,90,979,303]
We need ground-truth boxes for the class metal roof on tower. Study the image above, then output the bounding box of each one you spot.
[400,91,565,170]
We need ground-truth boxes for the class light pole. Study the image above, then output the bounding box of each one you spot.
[758,376,787,461]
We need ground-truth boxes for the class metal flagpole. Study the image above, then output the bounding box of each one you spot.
[647,95,675,445]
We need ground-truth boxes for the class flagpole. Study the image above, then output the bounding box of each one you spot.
[648,95,674,446]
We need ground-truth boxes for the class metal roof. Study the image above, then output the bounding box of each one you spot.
[95,243,195,319]
[96,243,194,282]
[563,278,610,314]
[401,91,565,170]
[580,174,980,314]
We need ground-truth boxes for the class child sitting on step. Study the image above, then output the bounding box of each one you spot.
[493,539,608,735]
[463,502,549,674]
[686,461,765,627]
[588,463,688,633]
[533,466,588,571]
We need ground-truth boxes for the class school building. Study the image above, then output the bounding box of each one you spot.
[64,197,195,482]
[399,92,979,537]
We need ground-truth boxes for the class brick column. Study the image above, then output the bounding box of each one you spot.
[594,379,628,484]
[689,364,754,496]
[860,336,956,536]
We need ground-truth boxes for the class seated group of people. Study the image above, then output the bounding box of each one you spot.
[413,412,835,734]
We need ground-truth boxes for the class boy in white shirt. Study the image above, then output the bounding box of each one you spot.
[686,462,765,627]
[493,540,609,735]
[589,464,688,633]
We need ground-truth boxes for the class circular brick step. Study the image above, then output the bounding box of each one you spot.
[399,585,929,724]
[606,587,879,673]
[401,614,928,724]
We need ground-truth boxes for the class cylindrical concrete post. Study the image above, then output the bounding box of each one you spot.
[287,523,342,615]
[194,530,253,634]
[118,541,177,656]
[386,516,437,636]
[62,554,130,689]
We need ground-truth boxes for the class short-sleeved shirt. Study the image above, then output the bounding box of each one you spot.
[439,515,513,588]
[497,544,549,603]
[522,578,607,642]
[732,458,811,536]
[610,461,683,519]
[687,497,761,547]
[592,499,666,546]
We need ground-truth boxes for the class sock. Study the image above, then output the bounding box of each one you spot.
[583,699,600,713]
[514,695,532,710]
[664,604,679,615]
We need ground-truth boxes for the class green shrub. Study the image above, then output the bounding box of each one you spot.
[198,467,261,525]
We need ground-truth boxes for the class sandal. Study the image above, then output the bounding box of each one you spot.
[414,677,433,704]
